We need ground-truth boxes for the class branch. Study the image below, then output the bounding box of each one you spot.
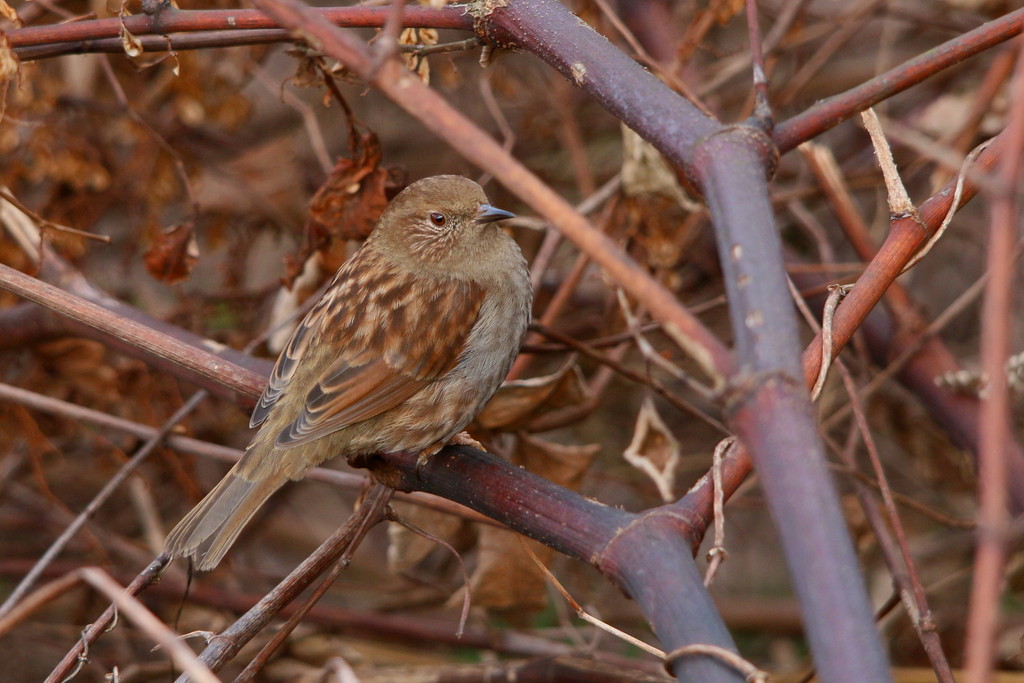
[775,8,1024,151]
[8,5,472,59]
[371,447,743,682]
[0,264,267,406]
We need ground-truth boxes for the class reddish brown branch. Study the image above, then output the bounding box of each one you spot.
[774,8,1024,152]
[7,5,471,51]
[964,38,1024,681]
[0,264,266,406]
[43,555,171,683]
[372,447,742,682]
[800,141,1024,514]
[800,130,1005,382]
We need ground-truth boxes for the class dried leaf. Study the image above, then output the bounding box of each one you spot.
[617,126,701,285]
[119,20,143,58]
[144,222,199,285]
[292,129,404,284]
[307,134,388,240]
[399,28,438,85]
[460,526,551,617]
[516,432,600,491]
[474,359,591,431]
[0,0,20,26]
[387,501,468,576]
[621,126,689,203]
[712,0,744,25]
[623,397,681,502]
[286,44,338,89]
[0,35,20,85]
[265,251,329,354]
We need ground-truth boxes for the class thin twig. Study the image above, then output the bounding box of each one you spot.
[178,484,394,677]
[45,556,171,683]
[664,643,768,682]
[233,484,393,681]
[616,289,716,400]
[249,61,332,174]
[0,189,110,244]
[529,323,727,434]
[834,360,954,681]
[0,380,499,525]
[823,238,1024,430]
[521,173,621,296]
[900,139,991,275]
[0,264,266,402]
[703,437,735,587]
[590,0,711,114]
[0,571,81,638]
[745,0,772,130]
[97,54,200,222]
[389,508,474,638]
[401,35,480,56]
[475,72,515,188]
[77,568,218,683]
[519,538,665,659]
[0,393,207,620]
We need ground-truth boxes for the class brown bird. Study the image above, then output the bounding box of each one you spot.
[165,175,531,570]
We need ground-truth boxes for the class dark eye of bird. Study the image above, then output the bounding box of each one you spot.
[429,212,446,226]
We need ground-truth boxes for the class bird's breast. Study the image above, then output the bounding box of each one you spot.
[450,261,530,392]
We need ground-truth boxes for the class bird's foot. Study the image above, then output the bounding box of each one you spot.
[448,431,485,451]
[414,432,485,476]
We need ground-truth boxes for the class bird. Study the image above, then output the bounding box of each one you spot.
[165,175,532,571]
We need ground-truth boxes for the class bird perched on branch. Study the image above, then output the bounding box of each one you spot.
[165,175,531,570]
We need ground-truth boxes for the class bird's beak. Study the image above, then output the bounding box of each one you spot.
[476,204,516,224]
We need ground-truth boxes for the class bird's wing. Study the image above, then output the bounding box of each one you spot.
[250,300,319,429]
[248,250,412,430]
[259,267,486,448]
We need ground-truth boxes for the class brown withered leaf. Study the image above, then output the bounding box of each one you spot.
[459,527,551,618]
[515,432,600,490]
[387,500,469,578]
[36,339,119,404]
[0,36,17,86]
[399,28,438,85]
[286,46,325,89]
[144,222,199,285]
[456,436,598,617]
[474,359,591,431]
[288,129,404,285]
[307,129,390,241]
[0,1,20,25]
[712,0,744,24]
[285,44,354,90]
[617,126,701,288]
[118,6,144,59]
[623,397,681,502]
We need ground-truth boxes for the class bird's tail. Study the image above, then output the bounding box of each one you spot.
[164,468,287,571]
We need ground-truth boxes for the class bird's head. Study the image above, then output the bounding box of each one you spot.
[371,175,518,274]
